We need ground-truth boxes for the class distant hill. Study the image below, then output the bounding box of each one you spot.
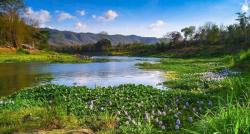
[43,28,160,46]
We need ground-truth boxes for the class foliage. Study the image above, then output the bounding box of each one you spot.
[0,0,49,49]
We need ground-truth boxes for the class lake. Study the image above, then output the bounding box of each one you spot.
[0,56,166,96]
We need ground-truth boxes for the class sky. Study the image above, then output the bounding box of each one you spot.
[24,0,249,37]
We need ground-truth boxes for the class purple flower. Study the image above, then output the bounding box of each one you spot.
[176,119,181,126]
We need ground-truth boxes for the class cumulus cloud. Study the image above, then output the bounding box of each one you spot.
[74,22,87,32]
[57,12,75,21]
[77,10,85,16]
[242,0,249,13]
[24,7,51,27]
[93,10,118,22]
[149,20,165,30]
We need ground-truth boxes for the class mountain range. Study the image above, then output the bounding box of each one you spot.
[44,29,160,46]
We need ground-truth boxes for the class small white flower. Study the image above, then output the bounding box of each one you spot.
[125,121,129,125]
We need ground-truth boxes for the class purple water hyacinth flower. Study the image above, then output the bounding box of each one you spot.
[188,117,193,123]
[208,100,213,107]
[176,119,181,126]
[162,111,166,116]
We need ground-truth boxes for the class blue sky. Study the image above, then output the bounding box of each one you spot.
[24,0,248,37]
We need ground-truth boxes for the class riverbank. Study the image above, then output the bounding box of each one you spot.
[0,48,109,63]
[0,50,249,133]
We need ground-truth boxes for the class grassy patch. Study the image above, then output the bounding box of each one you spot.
[0,49,109,63]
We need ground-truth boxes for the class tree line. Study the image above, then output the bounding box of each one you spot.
[0,0,49,49]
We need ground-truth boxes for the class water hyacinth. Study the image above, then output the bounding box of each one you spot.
[144,112,150,121]
[208,100,213,107]
[188,117,193,123]
[176,119,181,126]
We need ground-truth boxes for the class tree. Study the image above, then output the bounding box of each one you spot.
[0,0,25,13]
[94,39,112,52]
[164,31,183,45]
[181,26,195,41]
[0,0,25,47]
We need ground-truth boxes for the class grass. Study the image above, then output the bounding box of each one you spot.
[0,48,109,63]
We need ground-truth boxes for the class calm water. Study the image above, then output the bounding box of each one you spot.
[0,56,166,96]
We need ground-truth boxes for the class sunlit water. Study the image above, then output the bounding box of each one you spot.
[0,56,166,96]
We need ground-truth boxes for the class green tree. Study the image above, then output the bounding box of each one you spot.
[94,39,112,52]
[181,26,196,41]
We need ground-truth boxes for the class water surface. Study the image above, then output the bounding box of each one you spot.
[0,56,165,96]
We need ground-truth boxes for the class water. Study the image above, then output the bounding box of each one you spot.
[0,56,166,96]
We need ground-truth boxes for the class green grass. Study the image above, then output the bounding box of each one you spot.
[0,50,109,63]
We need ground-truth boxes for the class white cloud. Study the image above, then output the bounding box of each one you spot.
[93,10,118,22]
[241,0,249,13]
[24,7,51,27]
[149,20,165,30]
[57,12,75,21]
[77,10,85,16]
[74,22,87,32]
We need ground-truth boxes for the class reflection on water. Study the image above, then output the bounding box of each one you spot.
[0,63,52,96]
[0,56,165,97]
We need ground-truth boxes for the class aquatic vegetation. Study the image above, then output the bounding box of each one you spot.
[0,84,216,133]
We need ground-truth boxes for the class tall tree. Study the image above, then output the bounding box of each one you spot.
[181,26,196,41]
